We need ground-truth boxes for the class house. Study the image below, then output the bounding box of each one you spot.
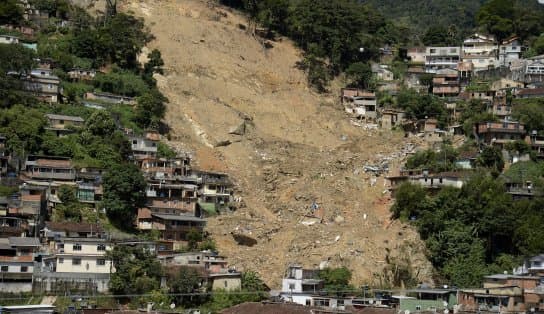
[52,237,112,273]
[499,37,523,66]
[380,108,405,130]
[44,114,84,137]
[0,35,19,45]
[526,131,544,159]
[0,216,28,237]
[41,222,105,245]
[474,121,525,147]
[84,92,135,105]
[483,274,540,290]
[24,156,75,182]
[129,131,160,160]
[67,69,96,81]
[387,171,470,194]
[141,213,206,245]
[23,69,60,103]
[407,47,426,64]
[75,167,104,204]
[458,286,524,313]
[525,55,544,76]
[34,237,112,293]
[455,149,478,170]
[159,251,242,291]
[462,33,498,58]
[491,78,524,91]
[516,87,544,99]
[196,171,234,213]
[343,92,377,122]
[405,67,427,91]
[0,237,40,292]
[461,33,499,71]
[279,265,324,306]
[432,68,459,97]
[372,64,394,81]
[490,90,512,120]
[394,289,457,313]
[457,61,474,86]
[425,46,461,73]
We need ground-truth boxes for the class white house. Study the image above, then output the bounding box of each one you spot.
[54,238,113,274]
[279,265,324,306]
[425,47,461,73]
[499,37,523,66]
[0,35,19,45]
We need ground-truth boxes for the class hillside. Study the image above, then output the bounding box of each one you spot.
[123,0,433,288]
[362,0,485,38]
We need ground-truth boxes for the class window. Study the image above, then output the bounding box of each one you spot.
[224,280,228,288]
[97,244,106,251]
[97,259,106,266]
[306,299,311,306]
[289,283,295,290]
[59,120,64,124]
[416,305,422,311]
[1,266,7,272]
[72,258,81,265]
[20,266,28,272]
[430,49,436,53]
[73,243,82,251]
[59,258,64,264]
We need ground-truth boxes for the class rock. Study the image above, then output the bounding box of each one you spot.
[231,233,258,247]
[335,235,341,242]
[214,139,232,147]
[334,215,345,223]
[229,121,246,135]
[319,260,329,269]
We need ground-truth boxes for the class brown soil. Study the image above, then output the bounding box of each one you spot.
[121,0,434,288]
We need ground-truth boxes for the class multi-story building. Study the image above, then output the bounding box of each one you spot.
[425,47,461,73]
[197,171,233,213]
[44,114,84,137]
[35,236,112,293]
[0,237,40,293]
[432,68,460,97]
[24,156,75,182]
[474,120,526,147]
[279,265,324,306]
[23,69,60,103]
[129,131,160,161]
[462,33,499,71]
[499,36,523,66]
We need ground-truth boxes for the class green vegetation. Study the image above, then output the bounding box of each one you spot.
[101,162,147,229]
[391,164,544,287]
[319,267,355,296]
[108,245,164,295]
[221,0,399,91]
[405,144,458,173]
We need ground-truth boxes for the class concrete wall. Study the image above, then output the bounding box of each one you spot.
[0,282,32,293]
[56,256,112,273]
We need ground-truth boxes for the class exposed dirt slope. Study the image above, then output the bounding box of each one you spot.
[123,0,433,288]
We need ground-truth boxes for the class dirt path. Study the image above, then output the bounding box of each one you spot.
[123,0,433,288]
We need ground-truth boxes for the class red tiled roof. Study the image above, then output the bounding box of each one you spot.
[22,194,41,202]
[517,88,544,96]
[137,208,152,220]
[221,302,317,314]
[0,255,33,262]
[36,159,72,168]
[45,221,103,233]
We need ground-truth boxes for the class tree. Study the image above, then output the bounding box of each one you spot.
[390,182,430,220]
[54,185,82,221]
[144,49,164,75]
[108,245,163,295]
[85,110,116,138]
[476,146,504,173]
[102,163,146,229]
[346,62,372,89]
[0,44,36,74]
[168,266,203,306]
[186,228,203,251]
[319,267,354,296]
[0,0,23,25]
[134,90,167,129]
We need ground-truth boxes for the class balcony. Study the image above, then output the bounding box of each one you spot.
[28,170,75,181]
